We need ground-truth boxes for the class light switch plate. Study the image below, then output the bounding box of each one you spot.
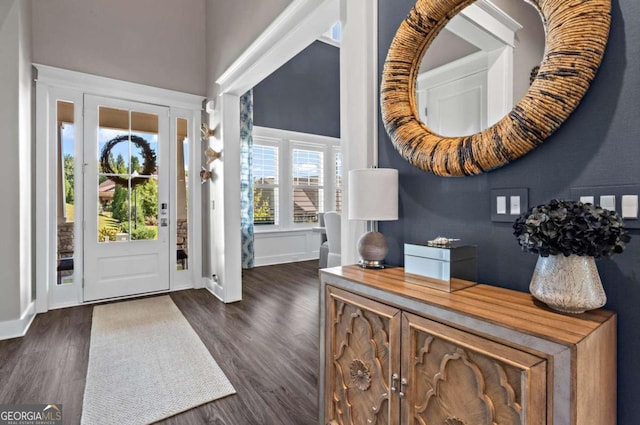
[580,196,595,204]
[622,195,639,219]
[600,195,616,212]
[510,196,521,215]
[570,185,640,229]
[491,188,528,222]
[496,196,507,214]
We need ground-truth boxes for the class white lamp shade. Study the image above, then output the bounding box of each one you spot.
[348,168,398,220]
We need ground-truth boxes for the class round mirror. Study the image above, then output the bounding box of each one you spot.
[416,0,545,137]
[381,0,611,176]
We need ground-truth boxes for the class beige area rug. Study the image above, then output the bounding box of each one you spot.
[81,296,235,425]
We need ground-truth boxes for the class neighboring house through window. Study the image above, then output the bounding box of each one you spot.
[292,146,324,224]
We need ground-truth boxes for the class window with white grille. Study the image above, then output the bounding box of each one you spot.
[253,144,279,225]
[292,147,324,224]
[251,127,339,230]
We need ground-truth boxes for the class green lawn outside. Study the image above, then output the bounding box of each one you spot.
[99,212,120,230]
[67,203,156,240]
[65,203,74,221]
[67,203,120,229]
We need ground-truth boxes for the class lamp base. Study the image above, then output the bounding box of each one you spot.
[357,231,389,269]
[358,259,386,269]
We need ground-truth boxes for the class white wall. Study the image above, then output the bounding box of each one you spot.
[0,0,33,324]
[0,1,21,322]
[205,0,293,97]
[31,0,207,95]
[19,0,33,318]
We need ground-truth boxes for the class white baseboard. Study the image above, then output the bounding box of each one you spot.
[171,283,195,292]
[48,300,81,311]
[254,254,318,267]
[0,301,36,341]
[203,277,242,303]
[203,277,224,302]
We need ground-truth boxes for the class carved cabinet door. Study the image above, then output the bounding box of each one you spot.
[325,286,402,425]
[400,312,548,425]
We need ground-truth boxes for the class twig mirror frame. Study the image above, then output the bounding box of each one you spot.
[381,0,611,177]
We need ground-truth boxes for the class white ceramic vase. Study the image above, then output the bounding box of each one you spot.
[529,254,606,314]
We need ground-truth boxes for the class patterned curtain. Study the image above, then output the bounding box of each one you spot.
[240,90,255,269]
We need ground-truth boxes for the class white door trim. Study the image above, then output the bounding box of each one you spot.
[34,64,203,110]
[34,65,204,313]
[170,107,204,291]
[209,0,377,301]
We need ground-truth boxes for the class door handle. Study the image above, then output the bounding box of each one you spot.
[390,373,399,394]
[399,377,408,398]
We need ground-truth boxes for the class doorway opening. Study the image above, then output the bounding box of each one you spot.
[36,66,203,311]
[207,0,377,302]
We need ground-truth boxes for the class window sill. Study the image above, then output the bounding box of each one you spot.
[254,227,317,236]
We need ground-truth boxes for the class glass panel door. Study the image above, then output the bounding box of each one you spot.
[84,95,169,301]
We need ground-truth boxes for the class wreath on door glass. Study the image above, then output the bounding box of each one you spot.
[99,135,157,187]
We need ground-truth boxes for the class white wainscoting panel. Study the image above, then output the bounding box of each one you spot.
[254,229,321,266]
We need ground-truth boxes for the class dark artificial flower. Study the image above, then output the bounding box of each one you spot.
[513,199,631,258]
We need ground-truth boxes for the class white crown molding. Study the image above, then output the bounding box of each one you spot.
[215,0,340,95]
[453,1,523,49]
[418,50,488,88]
[476,0,524,33]
[33,64,204,110]
[318,35,340,48]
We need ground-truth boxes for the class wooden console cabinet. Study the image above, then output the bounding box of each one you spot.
[319,266,616,425]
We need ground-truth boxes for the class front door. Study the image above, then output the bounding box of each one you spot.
[83,95,170,301]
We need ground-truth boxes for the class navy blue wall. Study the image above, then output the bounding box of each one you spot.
[253,40,340,138]
[378,0,640,422]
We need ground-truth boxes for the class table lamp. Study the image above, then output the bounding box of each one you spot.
[348,168,398,268]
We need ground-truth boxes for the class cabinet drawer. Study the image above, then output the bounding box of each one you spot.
[401,312,547,425]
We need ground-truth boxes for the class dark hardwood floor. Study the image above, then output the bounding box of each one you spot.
[0,260,321,425]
